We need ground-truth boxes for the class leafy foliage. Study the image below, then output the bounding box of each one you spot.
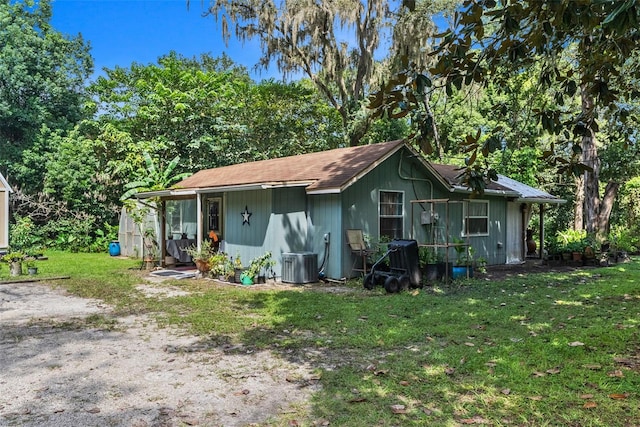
[201,0,450,145]
[0,0,92,185]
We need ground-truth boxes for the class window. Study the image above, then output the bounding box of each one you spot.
[464,200,489,236]
[379,191,404,239]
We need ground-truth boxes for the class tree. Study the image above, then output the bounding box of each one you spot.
[0,0,92,184]
[385,0,640,236]
[200,0,448,146]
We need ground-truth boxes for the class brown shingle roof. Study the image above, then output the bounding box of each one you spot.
[174,140,405,193]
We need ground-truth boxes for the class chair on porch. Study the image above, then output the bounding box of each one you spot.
[345,229,374,277]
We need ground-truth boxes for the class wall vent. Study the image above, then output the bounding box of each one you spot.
[282,252,318,284]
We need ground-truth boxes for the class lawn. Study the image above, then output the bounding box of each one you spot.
[3,252,639,426]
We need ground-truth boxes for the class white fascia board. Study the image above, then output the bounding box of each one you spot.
[517,197,567,204]
[450,185,521,198]
[306,187,342,195]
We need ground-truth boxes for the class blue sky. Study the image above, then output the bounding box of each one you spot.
[50,0,276,80]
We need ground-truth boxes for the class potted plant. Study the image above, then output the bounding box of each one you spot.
[419,247,441,282]
[233,254,245,283]
[244,251,275,284]
[2,251,26,276]
[210,252,231,281]
[452,238,474,280]
[25,259,38,275]
[184,240,214,274]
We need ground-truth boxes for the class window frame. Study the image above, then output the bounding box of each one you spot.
[378,190,405,240]
[462,199,490,237]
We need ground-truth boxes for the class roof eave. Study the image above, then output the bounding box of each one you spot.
[518,197,567,204]
[450,186,521,198]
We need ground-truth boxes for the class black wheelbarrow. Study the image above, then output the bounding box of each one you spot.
[363,239,422,293]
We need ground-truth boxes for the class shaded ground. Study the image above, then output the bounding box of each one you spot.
[0,281,319,427]
[482,259,601,282]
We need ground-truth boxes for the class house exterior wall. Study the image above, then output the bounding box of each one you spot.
[339,149,439,277]
[436,194,508,265]
[308,193,342,279]
[222,187,312,278]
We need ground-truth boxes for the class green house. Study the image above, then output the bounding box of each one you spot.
[141,140,563,281]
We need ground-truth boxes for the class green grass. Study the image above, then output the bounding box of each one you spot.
[6,252,639,426]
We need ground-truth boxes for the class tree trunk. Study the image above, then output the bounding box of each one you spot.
[574,175,584,230]
[597,181,619,238]
[580,85,600,235]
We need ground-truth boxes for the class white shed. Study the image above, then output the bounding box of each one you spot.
[0,172,12,252]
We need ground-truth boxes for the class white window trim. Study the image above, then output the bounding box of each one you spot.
[378,189,405,239]
[462,199,490,237]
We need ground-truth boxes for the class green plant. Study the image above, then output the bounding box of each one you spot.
[1,251,26,263]
[9,216,43,251]
[184,240,214,262]
[557,228,588,253]
[608,225,639,253]
[246,251,275,280]
[209,252,232,277]
[419,247,439,265]
[452,238,473,266]
[233,253,244,269]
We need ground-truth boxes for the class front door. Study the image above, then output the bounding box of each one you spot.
[206,197,223,248]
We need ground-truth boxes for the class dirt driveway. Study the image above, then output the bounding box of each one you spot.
[0,280,319,427]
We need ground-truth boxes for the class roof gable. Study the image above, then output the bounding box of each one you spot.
[174,140,405,193]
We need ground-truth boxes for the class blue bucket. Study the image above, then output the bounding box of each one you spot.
[109,241,121,257]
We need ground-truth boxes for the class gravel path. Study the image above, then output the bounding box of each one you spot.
[0,281,319,426]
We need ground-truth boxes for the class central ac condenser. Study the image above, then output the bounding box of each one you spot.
[282,252,318,284]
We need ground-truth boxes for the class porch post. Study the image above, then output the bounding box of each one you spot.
[539,204,545,259]
[196,193,203,250]
[160,200,167,266]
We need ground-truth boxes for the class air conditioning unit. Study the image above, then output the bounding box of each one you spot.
[282,252,318,284]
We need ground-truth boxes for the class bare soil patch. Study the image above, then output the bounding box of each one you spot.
[0,281,319,427]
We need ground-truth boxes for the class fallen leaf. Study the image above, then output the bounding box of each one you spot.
[583,401,597,408]
[485,361,497,367]
[233,389,250,396]
[365,364,376,371]
[86,407,101,414]
[313,419,330,426]
[444,367,455,375]
[399,380,410,386]
[532,371,546,378]
[464,342,475,347]
[289,420,300,426]
[374,369,388,376]
[568,341,585,347]
[528,395,543,401]
[579,394,594,399]
[390,404,407,414]
[411,289,420,296]
[348,397,367,403]
[546,368,561,375]
[609,393,629,400]
[501,388,511,395]
[608,370,624,378]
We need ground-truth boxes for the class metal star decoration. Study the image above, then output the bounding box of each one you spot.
[241,205,252,225]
